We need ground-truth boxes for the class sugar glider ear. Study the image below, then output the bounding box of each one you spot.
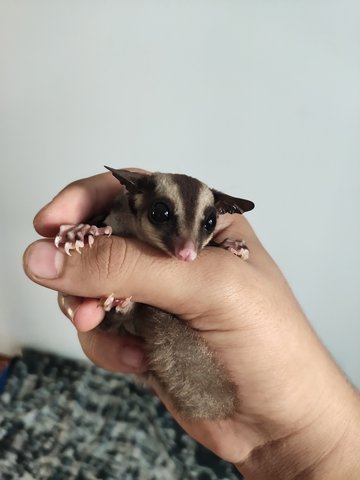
[212,189,255,215]
[104,166,146,194]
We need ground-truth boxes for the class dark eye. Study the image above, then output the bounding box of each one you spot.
[204,212,217,233]
[149,202,172,224]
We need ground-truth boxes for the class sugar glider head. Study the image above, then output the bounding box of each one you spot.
[105,167,254,262]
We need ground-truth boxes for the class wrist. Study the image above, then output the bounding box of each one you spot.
[236,369,360,479]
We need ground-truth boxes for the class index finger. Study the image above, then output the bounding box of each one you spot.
[33,168,148,238]
[33,173,122,237]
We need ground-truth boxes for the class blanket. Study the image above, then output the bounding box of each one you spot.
[0,349,242,480]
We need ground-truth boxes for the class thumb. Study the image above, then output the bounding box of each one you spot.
[23,236,230,316]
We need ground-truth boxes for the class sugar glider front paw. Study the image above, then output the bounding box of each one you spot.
[216,238,250,260]
[100,294,133,314]
[54,224,112,255]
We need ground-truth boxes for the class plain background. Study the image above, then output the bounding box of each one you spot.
[0,1,359,388]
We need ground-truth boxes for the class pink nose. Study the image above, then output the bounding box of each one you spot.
[175,240,197,261]
[177,248,197,262]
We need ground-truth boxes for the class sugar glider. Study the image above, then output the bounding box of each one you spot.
[55,168,254,420]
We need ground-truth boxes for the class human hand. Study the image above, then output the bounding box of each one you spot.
[23,171,360,479]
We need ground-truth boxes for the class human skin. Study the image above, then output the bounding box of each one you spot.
[23,171,360,479]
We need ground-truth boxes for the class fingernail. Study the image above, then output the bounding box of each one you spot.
[121,346,145,369]
[25,240,64,279]
[58,294,82,322]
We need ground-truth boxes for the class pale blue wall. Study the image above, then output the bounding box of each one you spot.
[1,0,359,387]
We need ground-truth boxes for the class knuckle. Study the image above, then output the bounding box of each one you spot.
[81,236,144,296]
[88,236,128,282]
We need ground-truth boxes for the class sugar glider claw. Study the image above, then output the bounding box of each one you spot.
[100,294,133,314]
[54,224,113,255]
[217,238,250,260]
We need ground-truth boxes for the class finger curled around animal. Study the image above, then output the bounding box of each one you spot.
[33,167,150,238]
[78,327,148,374]
[58,293,105,331]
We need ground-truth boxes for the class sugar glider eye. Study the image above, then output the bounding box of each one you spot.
[204,211,217,233]
[149,202,172,224]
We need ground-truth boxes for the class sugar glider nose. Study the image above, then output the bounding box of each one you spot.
[175,240,197,262]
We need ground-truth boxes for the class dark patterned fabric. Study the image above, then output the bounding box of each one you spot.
[0,349,242,480]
